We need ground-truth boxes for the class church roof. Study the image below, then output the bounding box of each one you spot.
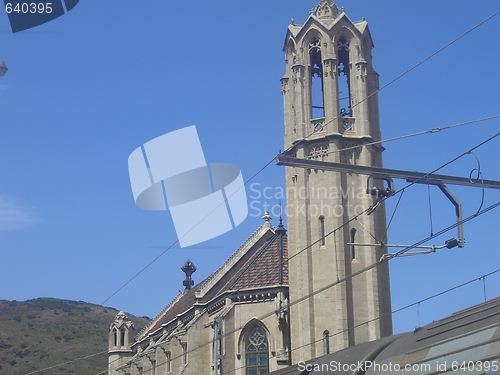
[136,220,288,341]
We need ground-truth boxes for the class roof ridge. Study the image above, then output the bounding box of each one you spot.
[136,291,183,340]
[194,224,272,297]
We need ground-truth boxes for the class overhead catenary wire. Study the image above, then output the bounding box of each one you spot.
[322,115,500,158]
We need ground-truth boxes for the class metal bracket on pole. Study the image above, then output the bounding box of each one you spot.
[276,155,497,250]
[407,178,464,248]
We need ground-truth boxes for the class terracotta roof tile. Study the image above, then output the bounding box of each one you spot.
[136,228,288,341]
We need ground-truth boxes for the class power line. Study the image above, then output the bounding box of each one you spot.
[23,350,107,375]
[324,115,500,157]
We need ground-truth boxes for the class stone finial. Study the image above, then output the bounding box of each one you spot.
[181,260,197,290]
[276,216,287,234]
[314,0,339,20]
[114,311,129,322]
[262,212,272,223]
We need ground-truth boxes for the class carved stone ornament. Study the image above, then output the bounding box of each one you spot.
[314,0,339,20]
[281,78,289,94]
[307,144,329,160]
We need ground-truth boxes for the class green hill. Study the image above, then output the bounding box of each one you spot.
[0,298,150,375]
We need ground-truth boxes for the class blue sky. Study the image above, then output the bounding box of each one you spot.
[1,0,499,338]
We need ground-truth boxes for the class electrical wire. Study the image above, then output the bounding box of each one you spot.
[23,350,107,375]
[323,115,500,158]
[383,189,404,243]
[467,151,485,214]
[99,157,276,306]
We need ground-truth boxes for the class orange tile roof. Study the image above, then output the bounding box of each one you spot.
[136,228,288,341]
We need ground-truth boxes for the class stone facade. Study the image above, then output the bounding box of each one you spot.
[109,218,290,375]
[281,0,392,363]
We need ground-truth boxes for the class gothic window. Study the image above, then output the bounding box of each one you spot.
[120,328,126,346]
[166,351,171,372]
[309,37,324,119]
[113,328,118,347]
[323,330,330,354]
[182,343,188,364]
[350,228,356,259]
[319,216,326,246]
[246,327,269,375]
[338,35,352,117]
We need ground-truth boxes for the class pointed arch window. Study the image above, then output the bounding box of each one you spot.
[309,37,324,119]
[338,35,352,117]
[120,328,126,346]
[350,228,356,259]
[319,216,326,246]
[246,327,269,375]
[323,330,330,354]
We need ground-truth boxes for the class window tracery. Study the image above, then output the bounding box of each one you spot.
[246,327,269,375]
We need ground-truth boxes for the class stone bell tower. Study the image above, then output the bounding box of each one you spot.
[281,0,392,363]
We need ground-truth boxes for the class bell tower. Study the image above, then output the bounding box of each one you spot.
[281,0,392,363]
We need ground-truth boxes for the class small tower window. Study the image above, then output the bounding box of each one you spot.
[319,216,326,246]
[120,328,126,347]
[338,36,352,117]
[350,228,356,259]
[182,343,188,364]
[113,328,118,347]
[166,351,171,372]
[323,330,330,354]
[246,327,269,375]
[309,37,324,119]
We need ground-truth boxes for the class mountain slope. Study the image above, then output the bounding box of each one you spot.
[0,298,150,375]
